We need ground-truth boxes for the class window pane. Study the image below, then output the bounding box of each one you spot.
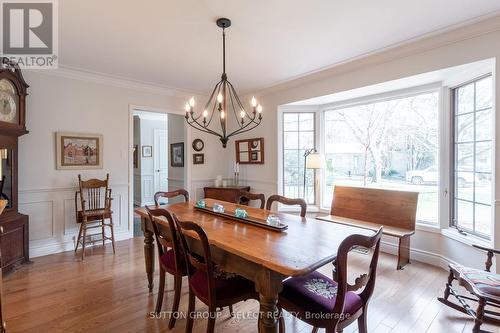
[322,91,439,224]
[455,172,473,201]
[456,113,474,142]
[456,83,474,114]
[299,113,314,131]
[475,76,492,110]
[455,200,473,231]
[283,168,299,185]
[475,109,492,141]
[283,113,298,131]
[284,150,299,168]
[476,141,491,172]
[283,132,298,149]
[475,173,491,205]
[299,132,314,150]
[456,143,473,171]
[475,204,491,236]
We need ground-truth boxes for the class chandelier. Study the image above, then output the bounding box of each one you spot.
[184,18,263,148]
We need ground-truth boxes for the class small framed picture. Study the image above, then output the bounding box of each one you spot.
[193,153,204,164]
[250,151,259,161]
[142,145,152,157]
[171,142,184,167]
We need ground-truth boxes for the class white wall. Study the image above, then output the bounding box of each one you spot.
[19,69,227,257]
[232,16,500,271]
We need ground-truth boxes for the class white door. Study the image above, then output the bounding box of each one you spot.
[153,129,168,203]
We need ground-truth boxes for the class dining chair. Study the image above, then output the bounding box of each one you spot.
[145,207,187,329]
[172,214,258,333]
[237,191,265,209]
[266,195,307,217]
[277,227,383,333]
[154,189,189,206]
[74,174,115,260]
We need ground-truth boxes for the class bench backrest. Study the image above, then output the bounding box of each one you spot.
[330,186,418,231]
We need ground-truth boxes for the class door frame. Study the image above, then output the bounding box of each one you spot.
[128,104,192,236]
[153,128,169,196]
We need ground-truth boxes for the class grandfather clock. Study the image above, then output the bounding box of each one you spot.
[0,58,29,274]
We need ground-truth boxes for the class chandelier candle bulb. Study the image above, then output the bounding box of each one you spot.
[257,105,263,113]
[189,97,195,107]
[203,110,208,118]
[251,96,257,107]
[217,93,223,104]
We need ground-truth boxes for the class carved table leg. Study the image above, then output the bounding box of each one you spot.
[141,216,155,292]
[256,270,283,333]
[397,235,411,270]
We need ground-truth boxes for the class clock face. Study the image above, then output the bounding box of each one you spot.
[0,79,18,124]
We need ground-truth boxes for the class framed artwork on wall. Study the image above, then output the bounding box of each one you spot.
[170,142,184,167]
[193,153,204,164]
[56,132,103,170]
[235,138,264,164]
[142,145,152,157]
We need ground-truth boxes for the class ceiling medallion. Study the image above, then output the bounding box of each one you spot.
[184,18,263,148]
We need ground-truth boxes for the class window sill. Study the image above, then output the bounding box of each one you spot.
[415,223,441,234]
[441,228,492,248]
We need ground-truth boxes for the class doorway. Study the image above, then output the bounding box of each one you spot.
[132,109,186,236]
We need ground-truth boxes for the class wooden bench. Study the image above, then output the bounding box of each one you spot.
[317,186,418,270]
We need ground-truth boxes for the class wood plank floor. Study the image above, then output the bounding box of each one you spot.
[2,238,499,333]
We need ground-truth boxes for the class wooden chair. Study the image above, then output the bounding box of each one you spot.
[145,207,187,329]
[154,189,189,206]
[237,191,265,209]
[172,214,258,333]
[278,227,383,333]
[74,174,115,260]
[266,195,307,217]
[438,244,500,333]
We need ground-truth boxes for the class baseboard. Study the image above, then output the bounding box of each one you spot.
[380,240,456,271]
[29,230,133,258]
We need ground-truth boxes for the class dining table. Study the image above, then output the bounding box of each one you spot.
[134,198,373,333]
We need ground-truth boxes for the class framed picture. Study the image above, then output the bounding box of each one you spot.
[56,132,103,170]
[235,137,264,164]
[170,142,184,167]
[193,153,204,164]
[142,145,152,157]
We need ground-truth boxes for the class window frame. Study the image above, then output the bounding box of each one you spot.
[450,74,493,239]
[280,110,317,205]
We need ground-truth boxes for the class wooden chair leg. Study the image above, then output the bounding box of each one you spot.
[473,298,486,333]
[443,270,454,300]
[207,305,216,333]
[185,287,195,333]
[74,223,83,252]
[101,216,106,247]
[168,273,182,329]
[155,268,166,314]
[109,215,116,254]
[357,307,368,333]
[229,305,234,318]
[81,219,87,260]
[311,327,318,333]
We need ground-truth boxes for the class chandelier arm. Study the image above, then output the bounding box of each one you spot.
[206,81,223,127]
[220,81,227,137]
[187,118,222,138]
[226,120,262,139]
[227,81,253,118]
[204,79,222,112]
[227,83,243,128]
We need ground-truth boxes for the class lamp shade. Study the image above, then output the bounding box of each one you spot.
[306,153,325,169]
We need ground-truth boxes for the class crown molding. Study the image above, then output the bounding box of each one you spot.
[257,12,500,97]
[27,65,208,99]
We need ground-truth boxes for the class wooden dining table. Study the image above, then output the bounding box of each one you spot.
[134,199,373,333]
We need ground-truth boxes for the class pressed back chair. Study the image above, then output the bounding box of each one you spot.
[145,207,187,329]
[278,227,383,333]
[74,174,115,260]
[266,195,307,217]
[173,214,258,333]
[237,191,265,209]
[154,189,189,206]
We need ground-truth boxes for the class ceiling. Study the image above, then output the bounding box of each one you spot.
[59,0,500,94]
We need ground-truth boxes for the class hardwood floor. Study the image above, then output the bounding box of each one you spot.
[2,238,498,333]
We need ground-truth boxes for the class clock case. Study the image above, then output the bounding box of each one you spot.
[0,58,29,274]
